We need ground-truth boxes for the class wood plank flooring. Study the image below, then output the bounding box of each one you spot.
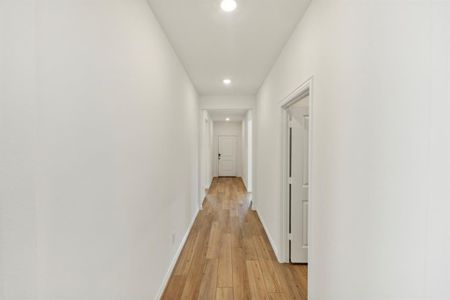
[162,177,307,300]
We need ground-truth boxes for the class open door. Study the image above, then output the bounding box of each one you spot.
[288,97,309,263]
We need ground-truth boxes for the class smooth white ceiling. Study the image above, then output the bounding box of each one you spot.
[147,0,311,95]
[208,109,248,121]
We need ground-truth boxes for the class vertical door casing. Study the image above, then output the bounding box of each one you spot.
[288,98,309,263]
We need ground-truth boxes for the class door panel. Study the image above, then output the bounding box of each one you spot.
[218,136,236,176]
[288,98,309,263]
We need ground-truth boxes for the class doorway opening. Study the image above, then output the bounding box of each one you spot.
[199,108,254,205]
[280,78,313,264]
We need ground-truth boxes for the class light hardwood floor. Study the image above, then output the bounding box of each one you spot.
[162,177,307,300]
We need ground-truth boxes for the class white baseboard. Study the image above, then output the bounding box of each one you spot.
[240,177,252,193]
[155,209,199,300]
[200,188,208,210]
[255,210,283,263]
[242,177,248,190]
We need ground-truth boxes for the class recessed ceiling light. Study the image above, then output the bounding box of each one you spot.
[226,118,230,121]
[223,78,232,85]
[221,0,237,12]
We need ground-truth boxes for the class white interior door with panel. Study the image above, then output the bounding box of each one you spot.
[288,98,309,263]
[218,136,237,177]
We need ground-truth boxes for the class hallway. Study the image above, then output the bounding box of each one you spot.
[162,178,307,299]
[2,1,449,299]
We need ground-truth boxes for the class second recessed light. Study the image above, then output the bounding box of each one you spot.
[223,78,232,85]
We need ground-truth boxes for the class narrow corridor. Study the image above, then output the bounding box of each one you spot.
[162,178,307,299]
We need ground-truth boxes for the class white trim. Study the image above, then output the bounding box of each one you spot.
[256,209,282,263]
[279,77,314,263]
[241,177,248,190]
[280,77,313,108]
[155,208,200,300]
[199,188,208,210]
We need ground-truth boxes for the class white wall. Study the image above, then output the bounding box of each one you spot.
[255,1,450,299]
[213,122,243,177]
[242,119,248,187]
[0,1,37,299]
[1,0,200,299]
[199,110,214,201]
[247,112,254,193]
[200,95,256,110]
[209,119,214,182]
[241,111,253,192]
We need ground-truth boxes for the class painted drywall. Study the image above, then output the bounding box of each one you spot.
[199,110,214,201]
[255,1,449,299]
[200,95,256,110]
[212,122,243,177]
[146,0,311,95]
[242,120,248,187]
[1,0,200,299]
[0,1,37,299]
[247,112,254,193]
[209,119,214,184]
[241,111,253,192]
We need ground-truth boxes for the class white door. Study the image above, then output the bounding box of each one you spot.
[218,136,236,177]
[288,98,309,263]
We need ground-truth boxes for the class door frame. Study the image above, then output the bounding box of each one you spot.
[198,107,256,209]
[279,77,314,263]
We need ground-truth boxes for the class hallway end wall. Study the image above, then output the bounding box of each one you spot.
[212,122,243,178]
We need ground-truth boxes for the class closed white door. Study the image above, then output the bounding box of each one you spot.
[288,98,309,263]
[218,136,236,177]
